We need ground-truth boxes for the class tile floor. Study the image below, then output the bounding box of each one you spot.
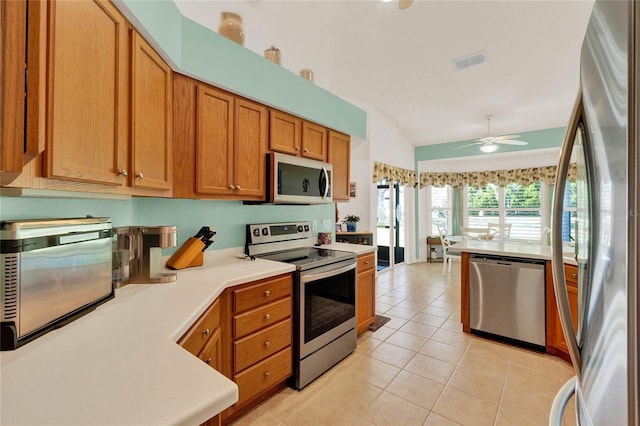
[232,261,576,426]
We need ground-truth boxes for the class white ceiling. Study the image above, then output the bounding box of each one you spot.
[174,0,595,147]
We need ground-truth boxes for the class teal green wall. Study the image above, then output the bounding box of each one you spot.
[415,127,566,162]
[0,196,334,255]
[118,0,366,139]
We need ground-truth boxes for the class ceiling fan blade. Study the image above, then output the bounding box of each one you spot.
[399,0,413,9]
[496,140,528,146]
[496,134,521,140]
[453,142,482,150]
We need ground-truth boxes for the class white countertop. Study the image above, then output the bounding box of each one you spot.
[320,242,377,255]
[452,240,578,265]
[0,248,295,426]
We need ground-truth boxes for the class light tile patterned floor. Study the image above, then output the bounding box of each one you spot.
[231,261,577,426]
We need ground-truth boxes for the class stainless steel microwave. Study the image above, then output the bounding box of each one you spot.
[0,217,114,350]
[267,152,333,204]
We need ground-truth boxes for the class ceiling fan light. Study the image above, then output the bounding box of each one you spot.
[480,144,498,153]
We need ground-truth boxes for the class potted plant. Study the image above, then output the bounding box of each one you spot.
[343,215,360,232]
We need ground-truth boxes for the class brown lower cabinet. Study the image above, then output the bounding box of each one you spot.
[460,256,578,365]
[179,273,293,425]
[356,252,376,335]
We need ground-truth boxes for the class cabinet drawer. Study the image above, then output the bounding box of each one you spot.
[357,253,375,273]
[234,347,292,407]
[564,264,578,287]
[234,297,291,339]
[233,275,291,313]
[179,298,220,356]
[234,318,291,373]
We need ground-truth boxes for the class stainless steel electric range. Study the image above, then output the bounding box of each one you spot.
[246,221,357,389]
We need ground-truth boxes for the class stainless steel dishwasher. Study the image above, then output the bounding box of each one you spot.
[469,254,546,350]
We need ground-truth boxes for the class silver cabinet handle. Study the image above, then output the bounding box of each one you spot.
[204,357,212,365]
[264,341,271,348]
[264,314,271,320]
[551,89,583,373]
[264,372,270,378]
[264,290,271,297]
[202,328,210,337]
[228,184,235,190]
[118,169,128,177]
[135,172,144,179]
[236,185,242,191]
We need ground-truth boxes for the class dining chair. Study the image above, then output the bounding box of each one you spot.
[437,225,461,273]
[461,226,491,240]
[488,223,512,239]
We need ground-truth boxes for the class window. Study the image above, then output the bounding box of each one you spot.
[465,182,546,240]
[429,185,452,235]
[562,181,577,242]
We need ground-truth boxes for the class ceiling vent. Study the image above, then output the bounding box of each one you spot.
[452,50,487,71]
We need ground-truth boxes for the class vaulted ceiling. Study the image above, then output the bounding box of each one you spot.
[175,0,595,146]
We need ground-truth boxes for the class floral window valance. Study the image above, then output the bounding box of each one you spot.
[419,163,577,189]
[372,162,418,187]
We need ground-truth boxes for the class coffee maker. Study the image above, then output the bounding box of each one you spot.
[112,226,177,285]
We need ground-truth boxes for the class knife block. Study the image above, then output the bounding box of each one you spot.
[166,237,205,270]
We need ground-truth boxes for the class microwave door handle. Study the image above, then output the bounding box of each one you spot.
[551,89,583,373]
[321,166,329,199]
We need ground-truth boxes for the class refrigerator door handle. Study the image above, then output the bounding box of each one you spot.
[549,376,577,426]
[551,89,583,373]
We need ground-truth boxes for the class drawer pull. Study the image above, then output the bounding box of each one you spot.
[264,372,270,378]
[204,357,212,365]
[202,328,210,337]
[264,290,271,297]
[365,260,369,265]
[264,314,271,320]
[571,273,578,279]
[264,340,271,348]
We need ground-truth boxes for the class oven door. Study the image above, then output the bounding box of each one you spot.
[298,258,356,359]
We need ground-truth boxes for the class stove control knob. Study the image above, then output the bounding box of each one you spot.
[261,228,269,236]
[304,225,310,232]
[253,228,260,237]
[297,225,303,232]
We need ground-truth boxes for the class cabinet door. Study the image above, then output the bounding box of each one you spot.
[45,0,128,186]
[196,85,234,195]
[301,121,326,161]
[269,110,301,156]
[327,130,350,201]
[234,98,268,200]
[131,31,172,191]
[199,327,221,371]
[357,268,375,334]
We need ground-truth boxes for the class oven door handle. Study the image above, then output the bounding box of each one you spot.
[301,261,357,283]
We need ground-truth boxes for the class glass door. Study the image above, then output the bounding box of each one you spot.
[376,181,405,271]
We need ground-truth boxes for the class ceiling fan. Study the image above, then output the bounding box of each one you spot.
[383,0,414,10]
[455,115,528,153]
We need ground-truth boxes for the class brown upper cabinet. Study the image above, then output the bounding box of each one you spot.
[21,0,172,195]
[0,0,45,185]
[130,31,173,191]
[173,74,268,201]
[270,110,327,161]
[328,130,351,201]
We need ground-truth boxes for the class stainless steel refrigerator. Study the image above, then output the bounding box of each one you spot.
[550,1,638,425]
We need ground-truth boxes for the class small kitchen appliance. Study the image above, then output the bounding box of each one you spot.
[246,221,357,389]
[1,217,114,350]
[128,226,177,284]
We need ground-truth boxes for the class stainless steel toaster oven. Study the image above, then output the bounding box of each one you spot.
[1,217,114,350]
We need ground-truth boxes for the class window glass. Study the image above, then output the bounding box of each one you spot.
[562,181,578,242]
[466,182,543,239]
[429,186,452,235]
